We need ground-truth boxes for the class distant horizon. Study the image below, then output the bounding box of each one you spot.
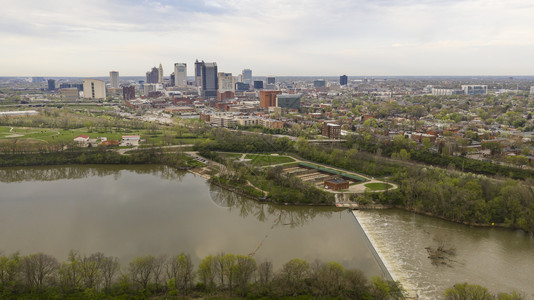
[3,75,534,80]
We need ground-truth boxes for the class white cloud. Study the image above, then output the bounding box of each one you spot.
[1,0,534,76]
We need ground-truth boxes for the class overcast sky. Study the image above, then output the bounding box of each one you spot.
[1,0,534,77]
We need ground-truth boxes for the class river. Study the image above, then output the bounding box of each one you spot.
[0,164,381,276]
[1,165,532,299]
[356,209,534,299]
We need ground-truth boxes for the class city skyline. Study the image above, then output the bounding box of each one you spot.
[1,0,534,77]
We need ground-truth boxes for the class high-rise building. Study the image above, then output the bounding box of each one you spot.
[461,85,487,95]
[340,75,348,86]
[146,67,159,84]
[314,79,326,88]
[242,69,252,85]
[123,86,135,101]
[110,71,119,89]
[174,63,187,87]
[158,64,164,83]
[218,72,235,101]
[32,77,45,83]
[260,90,282,108]
[236,82,250,92]
[218,73,235,93]
[530,86,534,97]
[83,79,106,99]
[253,81,264,89]
[276,94,301,109]
[266,76,275,85]
[201,62,218,98]
[195,60,203,87]
[47,79,56,91]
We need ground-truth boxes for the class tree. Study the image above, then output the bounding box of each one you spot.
[167,253,195,294]
[257,261,273,287]
[445,283,493,300]
[129,255,155,290]
[58,250,82,292]
[234,255,256,297]
[0,252,21,293]
[21,253,59,291]
[100,255,120,292]
[198,255,215,291]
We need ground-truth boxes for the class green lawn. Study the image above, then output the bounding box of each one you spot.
[364,182,393,191]
[219,153,243,159]
[244,154,295,166]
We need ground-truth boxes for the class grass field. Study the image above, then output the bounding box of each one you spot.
[364,182,393,191]
[0,126,188,146]
[244,154,295,166]
[219,153,243,159]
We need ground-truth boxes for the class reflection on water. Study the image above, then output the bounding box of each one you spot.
[357,210,534,299]
[0,165,382,277]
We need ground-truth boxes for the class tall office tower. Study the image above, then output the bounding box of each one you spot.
[217,72,235,101]
[83,79,106,99]
[158,63,164,83]
[201,62,218,98]
[340,75,348,86]
[242,69,252,84]
[195,60,203,87]
[174,63,187,87]
[238,74,243,83]
[170,73,175,86]
[314,79,326,88]
[253,80,264,89]
[146,67,159,84]
[218,73,235,93]
[122,86,135,101]
[110,71,119,89]
[260,90,282,108]
[47,79,56,91]
[266,76,275,85]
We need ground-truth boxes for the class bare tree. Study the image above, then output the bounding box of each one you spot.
[21,253,59,291]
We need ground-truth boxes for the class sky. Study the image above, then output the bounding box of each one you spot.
[1,0,534,77]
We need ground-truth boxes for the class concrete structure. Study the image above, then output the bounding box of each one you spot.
[261,118,283,129]
[242,69,252,85]
[530,86,534,97]
[47,79,55,91]
[109,71,119,89]
[73,135,90,144]
[174,63,187,87]
[60,88,79,101]
[83,79,106,99]
[158,63,164,83]
[266,76,275,84]
[322,122,341,139]
[276,94,301,109]
[121,135,140,146]
[236,82,250,91]
[340,75,348,86]
[431,88,463,96]
[314,79,326,88]
[253,80,264,89]
[218,72,235,94]
[146,67,159,84]
[194,60,203,87]
[0,110,38,117]
[260,90,282,108]
[199,62,218,98]
[165,106,195,114]
[122,86,135,101]
[462,85,487,95]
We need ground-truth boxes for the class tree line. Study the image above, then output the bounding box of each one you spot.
[0,251,406,299]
